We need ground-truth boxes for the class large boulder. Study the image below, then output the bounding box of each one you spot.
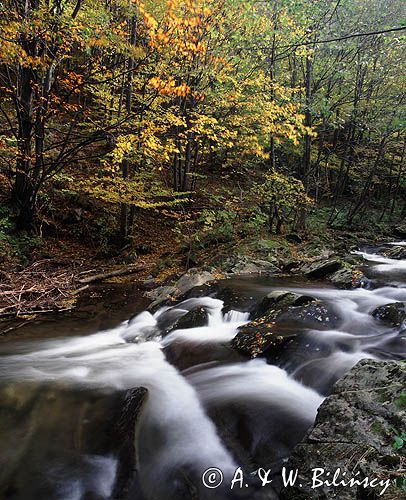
[280,359,406,500]
[232,291,316,358]
[329,268,367,289]
[302,259,342,279]
[175,269,215,295]
[231,320,288,358]
[146,269,215,308]
[277,300,340,330]
[392,224,406,238]
[252,291,314,320]
[166,306,209,333]
[381,246,406,260]
[230,257,280,275]
[372,302,406,327]
[112,387,148,498]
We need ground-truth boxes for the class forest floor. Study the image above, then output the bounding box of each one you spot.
[0,172,404,323]
[1,205,402,324]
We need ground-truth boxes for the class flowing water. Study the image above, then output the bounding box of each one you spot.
[0,244,405,499]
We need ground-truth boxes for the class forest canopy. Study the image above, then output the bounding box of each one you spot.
[0,0,404,254]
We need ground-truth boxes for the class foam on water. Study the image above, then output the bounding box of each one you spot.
[353,249,406,273]
[0,243,404,499]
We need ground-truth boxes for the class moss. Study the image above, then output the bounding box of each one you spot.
[394,393,406,410]
[257,238,288,250]
[371,420,386,436]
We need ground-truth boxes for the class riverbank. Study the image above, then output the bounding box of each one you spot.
[1,211,405,323]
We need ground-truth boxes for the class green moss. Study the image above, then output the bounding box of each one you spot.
[394,393,406,410]
[371,420,386,436]
[257,238,288,250]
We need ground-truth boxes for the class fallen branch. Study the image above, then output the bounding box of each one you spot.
[77,265,147,284]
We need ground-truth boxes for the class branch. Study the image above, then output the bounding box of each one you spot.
[242,26,406,52]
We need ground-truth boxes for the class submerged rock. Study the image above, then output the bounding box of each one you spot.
[302,259,342,279]
[280,359,406,500]
[372,302,406,327]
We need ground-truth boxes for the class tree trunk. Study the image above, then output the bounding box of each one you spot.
[119,17,137,243]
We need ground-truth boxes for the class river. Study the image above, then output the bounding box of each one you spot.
[0,243,405,500]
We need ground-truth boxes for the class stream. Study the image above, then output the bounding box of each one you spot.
[0,244,405,500]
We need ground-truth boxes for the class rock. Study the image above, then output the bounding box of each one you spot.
[282,259,303,272]
[277,300,340,330]
[231,321,290,358]
[146,269,215,308]
[141,278,156,290]
[215,285,259,314]
[123,251,138,264]
[135,243,152,255]
[146,285,178,307]
[232,291,316,358]
[252,291,314,320]
[329,268,366,289]
[168,306,209,331]
[392,224,406,238]
[302,259,342,279]
[372,302,406,327]
[175,269,215,295]
[112,387,148,498]
[280,359,406,500]
[230,257,280,275]
[382,246,406,260]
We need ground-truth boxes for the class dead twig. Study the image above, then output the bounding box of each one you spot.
[77,265,147,284]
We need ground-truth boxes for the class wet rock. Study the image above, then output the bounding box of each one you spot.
[146,269,215,308]
[252,291,314,320]
[232,291,316,358]
[372,302,406,327]
[164,342,241,371]
[301,259,342,279]
[382,245,406,260]
[329,268,366,289]
[110,387,148,499]
[280,359,406,500]
[277,300,340,330]
[169,306,209,331]
[392,224,406,238]
[216,285,260,314]
[231,290,320,358]
[232,320,289,358]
